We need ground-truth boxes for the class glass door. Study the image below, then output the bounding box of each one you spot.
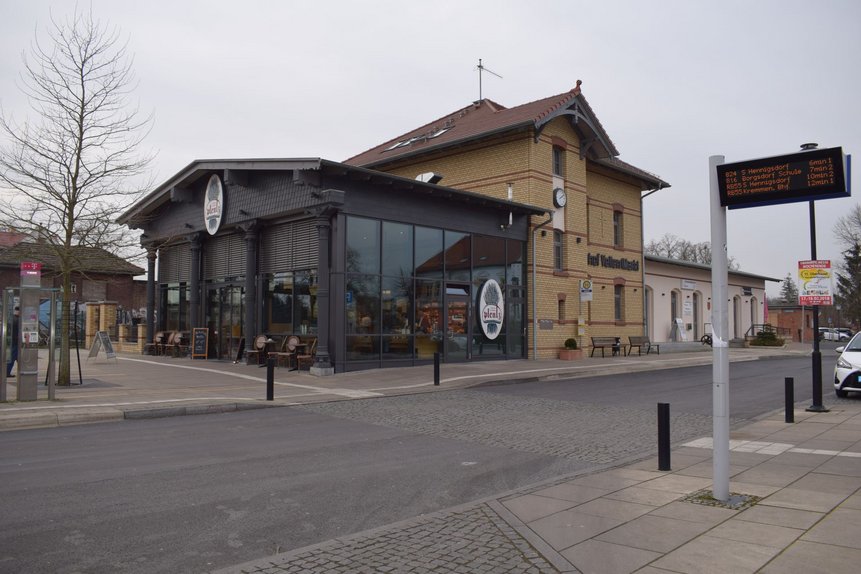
[445,284,470,362]
[206,284,245,360]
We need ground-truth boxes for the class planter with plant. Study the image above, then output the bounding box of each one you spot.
[558,337,583,360]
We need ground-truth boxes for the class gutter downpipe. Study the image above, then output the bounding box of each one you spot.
[640,184,664,336]
[532,212,555,360]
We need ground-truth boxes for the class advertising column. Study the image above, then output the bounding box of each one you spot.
[17,261,41,401]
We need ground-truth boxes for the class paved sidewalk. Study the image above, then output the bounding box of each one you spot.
[216,400,861,574]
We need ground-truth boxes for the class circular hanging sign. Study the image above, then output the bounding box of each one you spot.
[478,279,504,340]
[204,174,224,235]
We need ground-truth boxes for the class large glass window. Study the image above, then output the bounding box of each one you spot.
[344,216,526,364]
[615,285,624,322]
[262,271,317,335]
[444,230,470,281]
[553,230,563,271]
[160,283,188,331]
[414,279,442,359]
[347,217,380,274]
[553,146,565,177]
[415,226,443,278]
[383,222,413,278]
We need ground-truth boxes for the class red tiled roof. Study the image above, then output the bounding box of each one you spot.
[345,83,614,168]
[345,83,669,190]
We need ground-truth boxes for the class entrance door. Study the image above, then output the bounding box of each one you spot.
[206,284,245,360]
[445,284,470,362]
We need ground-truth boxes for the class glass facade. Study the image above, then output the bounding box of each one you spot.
[345,215,526,366]
[262,271,318,336]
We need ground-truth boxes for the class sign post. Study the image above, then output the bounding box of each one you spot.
[709,155,730,502]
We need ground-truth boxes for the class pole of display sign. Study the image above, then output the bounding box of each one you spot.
[806,201,828,412]
[709,155,730,502]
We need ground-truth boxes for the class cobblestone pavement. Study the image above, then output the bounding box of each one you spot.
[298,390,732,464]
[223,503,562,574]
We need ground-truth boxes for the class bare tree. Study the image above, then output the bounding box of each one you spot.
[644,233,739,269]
[834,204,861,248]
[0,9,152,385]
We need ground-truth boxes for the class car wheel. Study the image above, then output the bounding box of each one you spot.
[836,387,848,398]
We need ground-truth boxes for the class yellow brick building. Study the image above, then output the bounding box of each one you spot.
[346,83,669,358]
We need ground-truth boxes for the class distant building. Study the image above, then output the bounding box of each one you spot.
[0,232,145,312]
[644,255,779,343]
[767,304,817,343]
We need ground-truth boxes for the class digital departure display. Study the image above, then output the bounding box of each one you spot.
[716,147,848,209]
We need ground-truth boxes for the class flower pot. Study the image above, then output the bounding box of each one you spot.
[558,348,583,360]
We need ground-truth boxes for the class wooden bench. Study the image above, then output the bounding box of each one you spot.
[590,336,622,357]
[627,335,660,356]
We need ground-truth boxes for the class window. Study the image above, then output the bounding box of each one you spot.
[558,299,565,322]
[552,146,565,177]
[614,285,624,322]
[613,211,623,248]
[553,230,563,271]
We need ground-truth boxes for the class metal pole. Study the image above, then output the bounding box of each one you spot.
[266,357,275,400]
[658,402,671,471]
[532,214,554,360]
[434,352,440,386]
[709,155,730,502]
[785,377,794,423]
[806,200,828,412]
[47,290,56,400]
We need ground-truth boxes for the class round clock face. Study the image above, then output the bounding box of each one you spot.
[554,187,567,207]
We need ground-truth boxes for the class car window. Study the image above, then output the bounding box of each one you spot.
[844,334,861,351]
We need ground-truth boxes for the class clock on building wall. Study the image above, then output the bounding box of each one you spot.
[553,187,567,208]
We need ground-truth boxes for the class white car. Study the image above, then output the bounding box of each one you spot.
[823,328,852,342]
[834,334,861,397]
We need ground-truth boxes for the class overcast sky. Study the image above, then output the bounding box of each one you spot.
[1,0,859,295]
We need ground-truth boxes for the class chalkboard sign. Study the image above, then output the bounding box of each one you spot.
[192,328,209,359]
[88,331,116,360]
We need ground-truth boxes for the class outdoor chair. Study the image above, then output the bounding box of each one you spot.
[296,338,317,371]
[270,335,300,369]
[246,334,270,366]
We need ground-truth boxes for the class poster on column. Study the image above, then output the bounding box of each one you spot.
[798,260,832,306]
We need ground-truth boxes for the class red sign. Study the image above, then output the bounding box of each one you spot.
[19,261,42,276]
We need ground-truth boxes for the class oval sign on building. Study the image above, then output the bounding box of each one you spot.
[204,174,224,235]
[478,279,504,339]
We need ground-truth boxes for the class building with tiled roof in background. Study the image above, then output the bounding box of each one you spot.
[0,231,147,329]
[346,82,670,357]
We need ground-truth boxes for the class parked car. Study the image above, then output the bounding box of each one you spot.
[834,334,861,397]
[822,328,852,342]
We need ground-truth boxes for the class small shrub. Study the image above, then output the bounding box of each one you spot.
[749,331,784,346]
[564,338,578,350]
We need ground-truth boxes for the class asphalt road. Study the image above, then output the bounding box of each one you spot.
[0,354,842,574]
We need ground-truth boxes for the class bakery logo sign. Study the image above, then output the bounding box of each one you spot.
[204,174,224,235]
[478,279,504,340]
[587,253,640,272]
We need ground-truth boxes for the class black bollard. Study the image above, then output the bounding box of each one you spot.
[266,357,275,401]
[785,377,794,423]
[434,352,440,386]
[658,402,671,471]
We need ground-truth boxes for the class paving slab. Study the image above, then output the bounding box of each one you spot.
[527,508,624,551]
[651,535,781,574]
[707,518,803,548]
[560,539,661,574]
[800,507,861,549]
[594,514,712,553]
[760,540,861,574]
[734,504,824,530]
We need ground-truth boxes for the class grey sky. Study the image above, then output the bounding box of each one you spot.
[1,0,859,295]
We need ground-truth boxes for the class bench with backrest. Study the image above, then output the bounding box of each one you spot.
[627,335,659,356]
[590,336,622,357]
